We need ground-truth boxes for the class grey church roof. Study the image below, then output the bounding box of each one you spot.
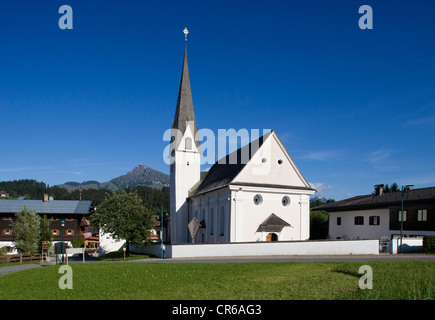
[312,187,435,212]
[190,132,272,196]
[0,200,93,214]
[172,44,200,149]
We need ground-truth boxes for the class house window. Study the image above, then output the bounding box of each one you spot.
[52,229,59,236]
[417,209,427,222]
[337,217,341,225]
[398,211,407,222]
[1,217,12,221]
[354,216,364,225]
[2,228,12,235]
[253,194,263,205]
[185,137,192,150]
[369,216,380,225]
[66,229,74,236]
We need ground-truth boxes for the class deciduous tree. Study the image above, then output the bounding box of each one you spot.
[12,206,41,254]
[89,190,154,256]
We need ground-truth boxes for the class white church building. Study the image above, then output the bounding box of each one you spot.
[169,35,316,245]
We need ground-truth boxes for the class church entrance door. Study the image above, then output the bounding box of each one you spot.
[266,233,278,242]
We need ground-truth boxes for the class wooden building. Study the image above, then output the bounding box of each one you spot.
[0,196,95,252]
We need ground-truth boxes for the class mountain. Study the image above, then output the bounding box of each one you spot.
[310,195,329,203]
[56,165,169,192]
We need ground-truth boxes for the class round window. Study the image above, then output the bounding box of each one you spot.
[261,157,267,163]
[282,196,291,206]
[253,194,263,205]
[277,159,283,165]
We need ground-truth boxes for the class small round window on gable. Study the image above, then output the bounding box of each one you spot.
[282,196,291,207]
[261,157,267,163]
[253,194,263,205]
[277,159,283,165]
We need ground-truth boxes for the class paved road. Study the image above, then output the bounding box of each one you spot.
[1,254,433,275]
[0,263,46,276]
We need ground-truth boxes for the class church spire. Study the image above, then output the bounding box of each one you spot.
[172,28,199,149]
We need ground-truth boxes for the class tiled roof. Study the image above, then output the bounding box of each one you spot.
[0,200,93,214]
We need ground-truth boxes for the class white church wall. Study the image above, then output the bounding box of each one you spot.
[133,239,379,258]
[230,186,311,242]
[189,189,231,244]
[189,186,313,243]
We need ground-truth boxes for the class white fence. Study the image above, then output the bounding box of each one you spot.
[391,237,423,254]
[133,239,380,259]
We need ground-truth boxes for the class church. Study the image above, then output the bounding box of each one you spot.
[169,30,316,244]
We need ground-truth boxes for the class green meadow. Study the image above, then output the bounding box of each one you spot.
[0,261,433,300]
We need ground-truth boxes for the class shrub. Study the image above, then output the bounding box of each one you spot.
[71,235,85,248]
[423,236,435,253]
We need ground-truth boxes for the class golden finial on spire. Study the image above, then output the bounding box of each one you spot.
[183,27,189,42]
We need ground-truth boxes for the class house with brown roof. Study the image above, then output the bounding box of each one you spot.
[313,185,435,241]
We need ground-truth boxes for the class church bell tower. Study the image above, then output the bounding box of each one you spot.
[169,28,201,244]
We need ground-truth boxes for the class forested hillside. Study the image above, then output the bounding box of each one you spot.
[0,179,169,210]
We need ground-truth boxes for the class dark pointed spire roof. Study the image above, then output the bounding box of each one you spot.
[172,44,200,149]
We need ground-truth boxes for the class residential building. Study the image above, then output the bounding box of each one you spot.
[0,195,95,252]
[313,186,435,240]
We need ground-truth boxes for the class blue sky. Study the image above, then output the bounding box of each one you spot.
[0,0,434,200]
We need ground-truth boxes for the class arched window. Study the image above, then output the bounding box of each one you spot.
[219,206,225,236]
[185,137,192,150]
[209,208,214,235]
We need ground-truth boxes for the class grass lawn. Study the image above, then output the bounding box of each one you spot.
[0,261,433,300]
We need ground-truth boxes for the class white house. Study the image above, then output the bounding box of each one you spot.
[169,39,316,244]
[314,185,435,240]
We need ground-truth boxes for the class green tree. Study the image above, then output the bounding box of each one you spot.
[390,182,400,192]
[89,190,154,256]
[39,215,53,253]
[11,206,41,254]
[310,210,329,240]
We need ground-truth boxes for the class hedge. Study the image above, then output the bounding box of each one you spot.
[423,235,435,253]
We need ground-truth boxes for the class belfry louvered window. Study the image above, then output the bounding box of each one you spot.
[185,137,192,150]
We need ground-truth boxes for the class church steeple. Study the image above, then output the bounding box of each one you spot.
[170,28,202,244]
[172,31,200,149]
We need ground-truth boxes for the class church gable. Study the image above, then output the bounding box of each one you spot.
[232,131,312,189]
